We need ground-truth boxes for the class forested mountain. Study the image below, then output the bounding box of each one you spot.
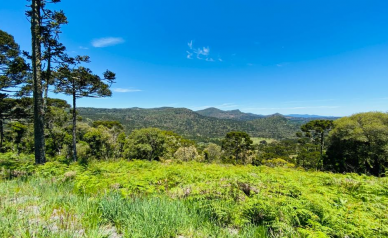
[285,114,339,119]
[78,107,306,141]
[196,107,264,121]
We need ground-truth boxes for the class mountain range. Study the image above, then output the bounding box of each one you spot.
[78,107,337,142]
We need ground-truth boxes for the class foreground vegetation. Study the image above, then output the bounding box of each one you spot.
[1,159,387,237]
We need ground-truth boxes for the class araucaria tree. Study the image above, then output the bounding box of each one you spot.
[55,63,115,161]
[297,120,334,168]
[222,131,253,164]
[27,0,68,164]
[0,30,29,96]
[0,30,29,150]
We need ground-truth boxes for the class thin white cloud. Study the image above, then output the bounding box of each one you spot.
[79,46,89,50]
[92,37,125,48]
[276,62,289,67]
[186,40,220,62]
[112,88,142,93]
[186,51,193,59]
[195,46,210,59]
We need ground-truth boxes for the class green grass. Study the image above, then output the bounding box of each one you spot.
[251,137,277,145]
[0,175,267,237]
[1,160,388,237]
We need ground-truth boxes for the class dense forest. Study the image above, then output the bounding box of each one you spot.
[1,0,387,237]
[77,107,309,141]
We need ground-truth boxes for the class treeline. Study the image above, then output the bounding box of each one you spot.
[1,97,387,177]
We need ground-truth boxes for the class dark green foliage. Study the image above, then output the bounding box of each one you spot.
[92,120,123,130]
[0,30,29,95]
[326,112,388,176]
[222,131,253,164]
[255,139,298,167]
[124,128,169,161]
[9,122,27,154]
[54,64,115,99]
[297,120,334,169]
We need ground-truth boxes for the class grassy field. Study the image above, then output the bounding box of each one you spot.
[251,137,277,145]
[1,160,387,237]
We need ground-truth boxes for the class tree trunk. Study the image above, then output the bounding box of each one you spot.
[43,45,51,114]
[31,0,46,164]
[320,132,324,170]
[0,119,3,150]
[72,91,77,162]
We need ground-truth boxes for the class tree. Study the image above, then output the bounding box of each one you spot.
[55,63,115,161]
[29,0,44,164]
[9,122,28,154]
[124,128,168,161]
[0,98,31,151]
[203,143,222,162]
[326,112,388,176]
[0,30,29,96]
[174,146,198,161]
[221,131,253,164]
[298,120,334,169]
[0,30,29,150]
[27,0,70,164]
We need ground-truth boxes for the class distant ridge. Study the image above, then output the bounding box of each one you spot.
[196,107,338,121]
[285,114,339,119]
[78,107,313,141]
[196,107,264,121]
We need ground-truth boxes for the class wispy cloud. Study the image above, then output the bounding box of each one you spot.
[112,88,142,93]
[186,40,221,62]
[92,37,125,48]
[276,62,289,67]
[186,51,193,59]
[79,46,89,50]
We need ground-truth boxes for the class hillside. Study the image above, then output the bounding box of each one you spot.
[78,107,304,141]
[196,107,264,121]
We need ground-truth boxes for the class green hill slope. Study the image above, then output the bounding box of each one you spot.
[78,107,304,140]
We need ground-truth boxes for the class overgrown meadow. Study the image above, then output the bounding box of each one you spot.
[1,155,387,237]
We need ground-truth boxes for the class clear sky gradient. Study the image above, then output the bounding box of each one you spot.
[1,0,388,116]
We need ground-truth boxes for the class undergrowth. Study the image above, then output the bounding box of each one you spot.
[1,158,388,237]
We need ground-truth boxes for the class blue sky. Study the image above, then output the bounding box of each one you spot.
[1,0,388,116]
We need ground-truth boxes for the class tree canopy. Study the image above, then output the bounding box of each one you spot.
[0,30,29,96]
[326,112,388,176]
